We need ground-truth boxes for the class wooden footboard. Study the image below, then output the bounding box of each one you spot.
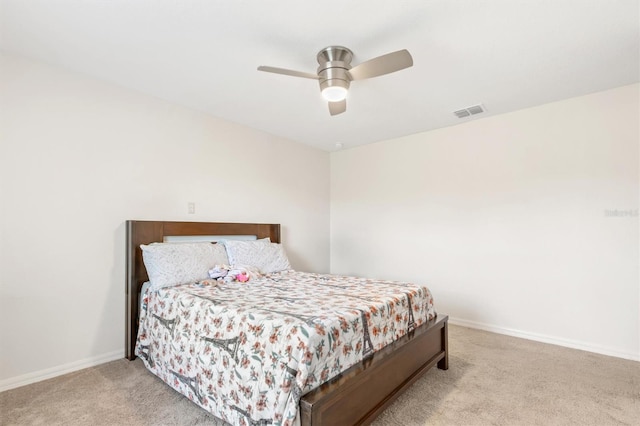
[300,314,448,425]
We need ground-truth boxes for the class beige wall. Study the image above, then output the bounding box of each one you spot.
[0,54,330,388]
[331,84,639,360]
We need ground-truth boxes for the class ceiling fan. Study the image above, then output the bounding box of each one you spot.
[257,46,413,116]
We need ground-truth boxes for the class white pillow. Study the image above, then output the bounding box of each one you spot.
[223,240,291,273]
[141,242,229,290]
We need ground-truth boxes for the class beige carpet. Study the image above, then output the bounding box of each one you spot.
[1,325,638,425]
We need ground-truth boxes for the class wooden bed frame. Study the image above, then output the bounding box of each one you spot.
[125,220,448,426]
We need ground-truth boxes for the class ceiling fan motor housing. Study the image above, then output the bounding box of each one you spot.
[317,46,353,93]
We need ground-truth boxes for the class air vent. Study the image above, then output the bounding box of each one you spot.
[453,104,485,118]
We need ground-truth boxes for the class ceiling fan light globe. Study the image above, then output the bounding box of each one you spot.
[322,86,348,102]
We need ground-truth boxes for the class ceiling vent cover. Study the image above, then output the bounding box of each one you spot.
[454,104,485,118]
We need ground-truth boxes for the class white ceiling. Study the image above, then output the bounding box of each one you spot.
[1,1,638,151]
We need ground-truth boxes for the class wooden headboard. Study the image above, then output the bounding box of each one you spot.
[125,220,281,360]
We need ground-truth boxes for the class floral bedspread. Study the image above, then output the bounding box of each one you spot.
[136,270,436,426]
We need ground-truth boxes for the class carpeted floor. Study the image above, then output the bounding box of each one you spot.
[1,325,638,425]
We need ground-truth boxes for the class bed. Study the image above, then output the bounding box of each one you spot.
[125,220,448,425]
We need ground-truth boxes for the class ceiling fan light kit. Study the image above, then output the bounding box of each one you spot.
[322,85,348,102]
[258,45,413,115]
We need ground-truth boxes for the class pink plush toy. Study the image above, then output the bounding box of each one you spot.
[235,271,250,282]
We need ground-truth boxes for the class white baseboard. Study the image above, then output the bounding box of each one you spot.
[0,350,123,393]
[448,317,640,362]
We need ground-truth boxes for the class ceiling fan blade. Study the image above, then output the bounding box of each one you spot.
[348,49,413,81]
[257,66,318,80]
[328,100,347,116]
